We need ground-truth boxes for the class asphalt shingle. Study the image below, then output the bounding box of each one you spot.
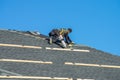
[0,29,120,80]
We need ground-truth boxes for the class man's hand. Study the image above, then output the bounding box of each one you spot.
[68,42,75,47]
[71,42,75,44]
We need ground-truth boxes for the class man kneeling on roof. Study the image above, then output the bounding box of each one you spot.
[49,28,74,48]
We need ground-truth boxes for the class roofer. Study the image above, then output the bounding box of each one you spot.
[48,28,74,48]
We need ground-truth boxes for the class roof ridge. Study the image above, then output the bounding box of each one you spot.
[0,29,46,40]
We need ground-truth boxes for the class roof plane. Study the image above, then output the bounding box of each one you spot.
[0,29,120,80]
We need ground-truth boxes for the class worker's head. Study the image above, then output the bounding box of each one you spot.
[68,28,72,33]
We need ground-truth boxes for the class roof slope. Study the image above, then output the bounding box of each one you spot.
[0,29,120,80]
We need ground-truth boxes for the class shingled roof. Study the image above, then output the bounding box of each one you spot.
[0,29,120,80]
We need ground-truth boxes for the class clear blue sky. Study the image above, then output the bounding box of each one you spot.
[0,0,120,56]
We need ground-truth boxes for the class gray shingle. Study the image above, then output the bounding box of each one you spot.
[0,29,120,80]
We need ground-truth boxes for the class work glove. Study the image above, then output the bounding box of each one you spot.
[71,42,75,44]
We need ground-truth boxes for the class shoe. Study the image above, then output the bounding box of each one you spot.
[49,38,52,44]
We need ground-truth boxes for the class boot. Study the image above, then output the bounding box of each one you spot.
[49,37,52,44]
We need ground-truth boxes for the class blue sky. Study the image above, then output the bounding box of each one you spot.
[0,0,120,56]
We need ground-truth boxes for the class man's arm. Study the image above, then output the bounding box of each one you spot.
[64,34,72,44]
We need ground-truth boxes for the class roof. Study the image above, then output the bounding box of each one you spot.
[0,29,120,80]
